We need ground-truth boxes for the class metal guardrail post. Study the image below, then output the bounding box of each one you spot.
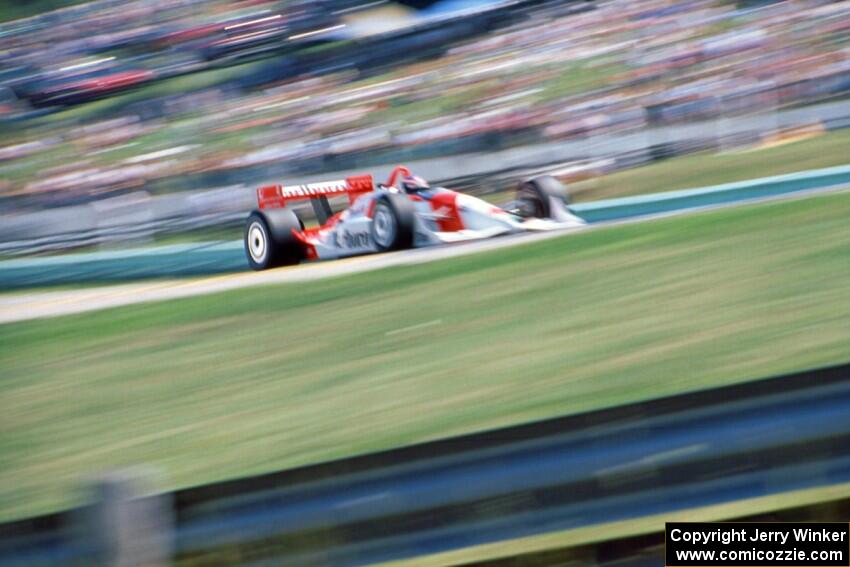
[73,469,173,567]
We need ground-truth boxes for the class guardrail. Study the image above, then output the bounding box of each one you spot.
[0,211,246,257]
[1,362,849,566]
[1,164,848,289]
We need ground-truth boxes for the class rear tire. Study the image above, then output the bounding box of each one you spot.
[371,194,415,251]
[245,209,303,270]
[517,175,571,219]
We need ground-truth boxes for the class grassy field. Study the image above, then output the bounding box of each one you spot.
[1,191,849,520]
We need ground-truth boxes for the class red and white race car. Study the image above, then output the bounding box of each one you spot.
[244,165,585,270]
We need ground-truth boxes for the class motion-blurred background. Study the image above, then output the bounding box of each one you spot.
[2,1,850,566]
[0,0,849,255]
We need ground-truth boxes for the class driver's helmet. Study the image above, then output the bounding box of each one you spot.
[401,174,430,194]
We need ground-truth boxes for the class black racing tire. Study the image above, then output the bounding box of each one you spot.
[371,193,416,252]
[244,209,304,270]
[516,175,571,219]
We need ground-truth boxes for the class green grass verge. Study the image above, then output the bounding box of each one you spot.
[1,191,849,520]
[567,128,850,201]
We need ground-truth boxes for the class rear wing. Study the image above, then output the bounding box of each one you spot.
[256,174,374,210]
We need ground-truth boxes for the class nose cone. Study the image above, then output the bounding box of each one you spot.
[456,193,520,231]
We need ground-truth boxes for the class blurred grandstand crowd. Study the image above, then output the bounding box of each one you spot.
[1,0,849,211]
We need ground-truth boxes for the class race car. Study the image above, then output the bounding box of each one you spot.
[244,165,585,270]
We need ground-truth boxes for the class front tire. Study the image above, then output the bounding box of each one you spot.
[371,194,415,251]
[244,209,303,270]
[517,175,571,219]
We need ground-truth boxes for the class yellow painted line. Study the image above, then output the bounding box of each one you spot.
[375,483,850,567]
[759,132,822,150]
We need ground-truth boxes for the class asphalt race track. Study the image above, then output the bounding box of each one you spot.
[1,183,847,325]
